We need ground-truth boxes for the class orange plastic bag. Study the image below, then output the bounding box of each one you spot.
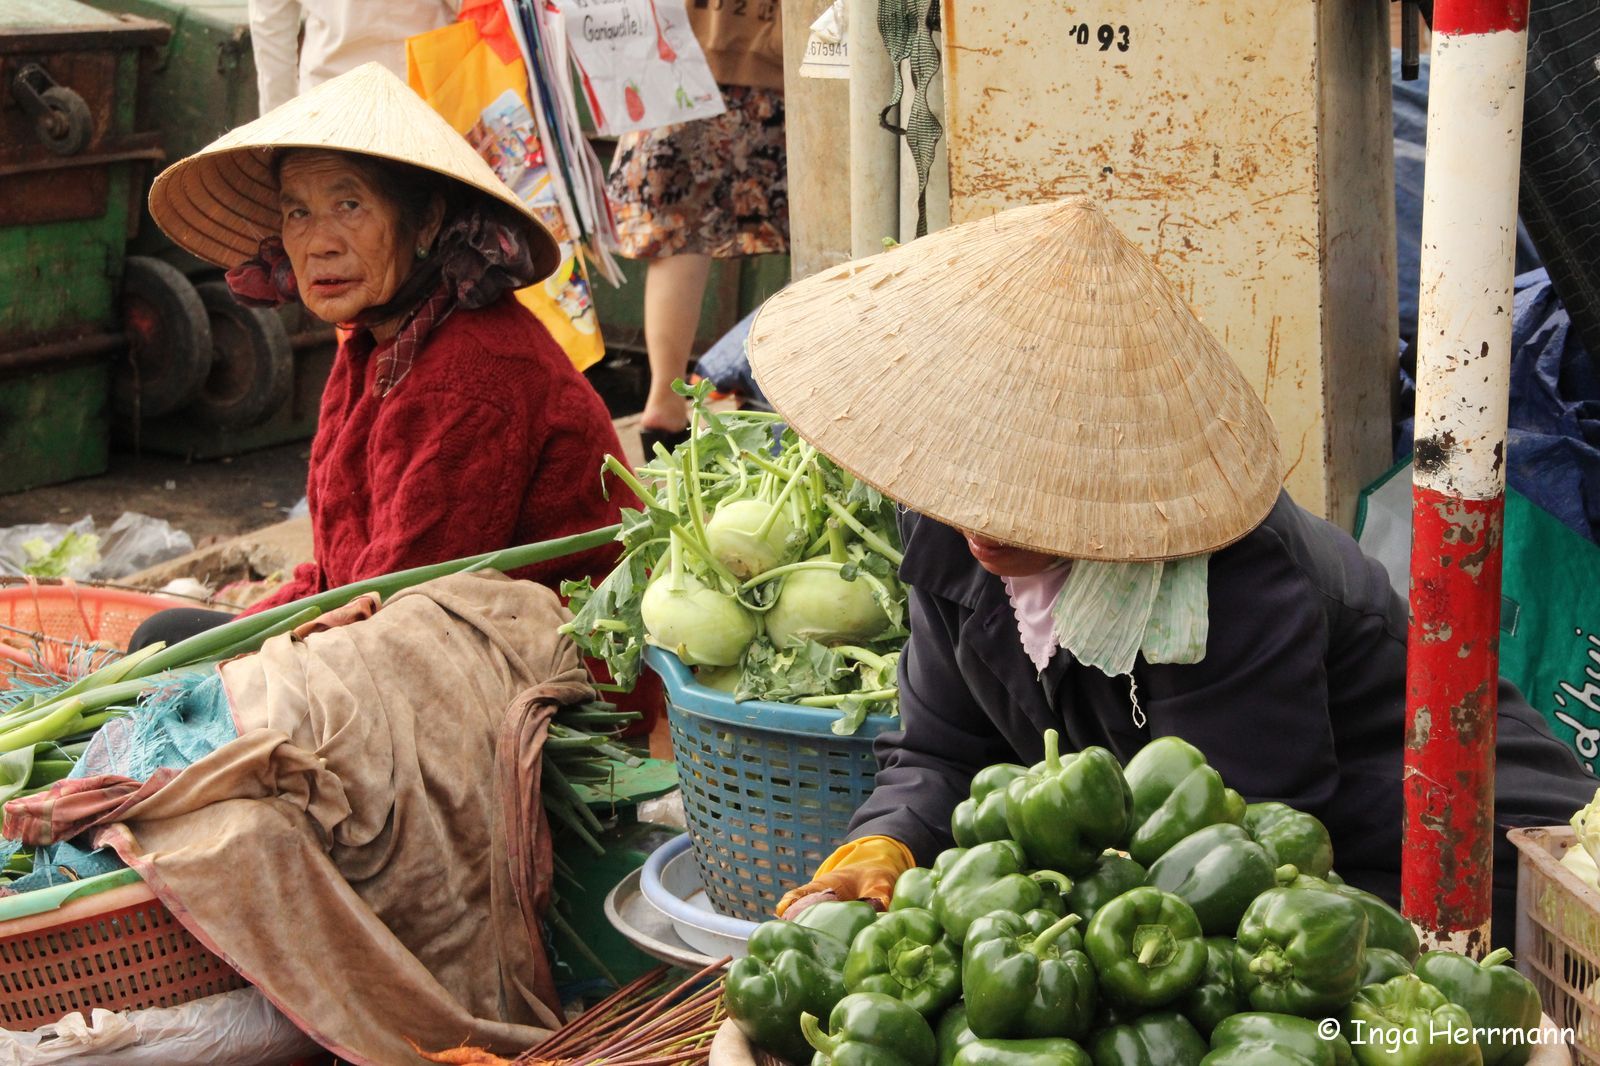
[407,9,604,372]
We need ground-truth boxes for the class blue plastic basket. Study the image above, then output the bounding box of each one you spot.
[646,645,897,921]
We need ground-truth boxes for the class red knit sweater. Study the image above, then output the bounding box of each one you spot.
[246,295,628,614]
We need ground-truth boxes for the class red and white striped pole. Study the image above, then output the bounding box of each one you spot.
[1402,0,1530,956]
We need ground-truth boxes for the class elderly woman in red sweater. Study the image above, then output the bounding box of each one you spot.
[131,63,628,648]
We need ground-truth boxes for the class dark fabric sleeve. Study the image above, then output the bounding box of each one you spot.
[1138,526,1343,816]
[347,386,529,580]
[846,585,1016,864]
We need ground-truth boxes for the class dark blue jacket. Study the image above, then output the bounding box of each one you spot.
[849,492,1593,945]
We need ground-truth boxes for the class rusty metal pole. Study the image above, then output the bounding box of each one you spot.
[1402,0,1530,956]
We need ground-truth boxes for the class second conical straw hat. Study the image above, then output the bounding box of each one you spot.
[149,62,559,279]
[747,198,1283,562]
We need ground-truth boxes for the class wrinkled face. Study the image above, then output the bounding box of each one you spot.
[277,151,413,326]
[964,533,1061,577]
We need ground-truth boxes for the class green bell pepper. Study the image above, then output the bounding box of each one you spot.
[1064,851,1146,925]
[964,911,1096,1041]
[936,1003,980,1066]
[1235,884,1368,1016]
[1088,1010,1208,1066]
[954,1038,1092,1066]
[1084,886,1206,1009]
[1127,761,1238,868]
[1091,1002,1143,1031]
[893,849,969,912]
[931,840,1069,945]
[1277,868,1419,964]
[1413,948,1541,1066]
[1200,1013,1353,1066]
[1222,788,1248,825]
[1004,731,1132,876]
[893,868,939,912]
[953,764,1030,848]
[1145,823,1277,936]
[843,907,962,1017]
[726,920,853,1063]
[1178,937,1247,1039]
[1242,802,1335,880]
[1361,948,1415,988]
[803,992,939,1066]
[798,900,883,950]
[1125,736,1209,827]
[1346,975,1483,1066]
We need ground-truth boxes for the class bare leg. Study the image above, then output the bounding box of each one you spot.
[641,252,714,431]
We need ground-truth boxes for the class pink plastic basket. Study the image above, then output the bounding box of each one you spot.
[0,579,189,684]
[0,872,247,1031]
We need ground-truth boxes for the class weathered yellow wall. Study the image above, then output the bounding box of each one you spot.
[940,1,1396,526]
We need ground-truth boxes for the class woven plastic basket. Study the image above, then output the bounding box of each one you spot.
[0,868,247,1031]
[648,646,895,921]
[0,579,189,684]
[1513,825,1600,1063]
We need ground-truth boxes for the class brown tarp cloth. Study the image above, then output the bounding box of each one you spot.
[38,572,592,1065]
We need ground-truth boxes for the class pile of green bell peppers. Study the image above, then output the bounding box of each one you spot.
[724,737,1548,1066]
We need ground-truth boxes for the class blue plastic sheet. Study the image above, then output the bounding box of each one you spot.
[1391,52,1542,354]
[694,307,767,407]
[1392,51,1600,544]
[1,672,236,891]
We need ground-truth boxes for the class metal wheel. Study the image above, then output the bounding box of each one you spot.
[189,281,294,428]
[36,86,92,156]
[116,257,214,419]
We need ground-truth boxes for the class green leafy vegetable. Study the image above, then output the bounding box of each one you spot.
[561,381,907,730]
[21,532,100,578]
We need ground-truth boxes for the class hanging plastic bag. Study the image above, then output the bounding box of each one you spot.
[549,0,724,135]
[407,5,606,372]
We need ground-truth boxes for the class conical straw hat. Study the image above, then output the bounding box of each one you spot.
[747,198,1283,562]
[148,62,559,278]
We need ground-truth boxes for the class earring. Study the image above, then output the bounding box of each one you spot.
[416,245,429,259]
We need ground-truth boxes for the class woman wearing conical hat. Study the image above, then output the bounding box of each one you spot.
[755,198,1590,949]
[131,63,631,647]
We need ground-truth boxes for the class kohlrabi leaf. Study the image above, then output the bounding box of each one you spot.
[561,549,650,689]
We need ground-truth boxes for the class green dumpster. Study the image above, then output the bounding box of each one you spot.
[0,0,170,493]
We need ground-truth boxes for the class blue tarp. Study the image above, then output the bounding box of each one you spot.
[695,307,766,407]
[1392,51,1600,545]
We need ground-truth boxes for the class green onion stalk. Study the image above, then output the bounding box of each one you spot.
[0,525,623,752]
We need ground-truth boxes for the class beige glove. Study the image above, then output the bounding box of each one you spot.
[776,836,915,918]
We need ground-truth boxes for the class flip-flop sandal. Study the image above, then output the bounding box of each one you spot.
[638,427,691,457]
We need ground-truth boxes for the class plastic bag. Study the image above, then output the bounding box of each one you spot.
[0,514,193,582]
[0,987,321,1066]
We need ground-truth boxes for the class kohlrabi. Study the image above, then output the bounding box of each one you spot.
[640,568,755,666]
[558,380,909,730]
[637,465,755,666]
[751,522,896,648]
[706,498,800,580]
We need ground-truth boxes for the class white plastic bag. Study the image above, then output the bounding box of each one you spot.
[0,987,321,1066]
[0,513,193,582]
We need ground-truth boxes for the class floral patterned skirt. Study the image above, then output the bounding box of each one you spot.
[606,85,789,259]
